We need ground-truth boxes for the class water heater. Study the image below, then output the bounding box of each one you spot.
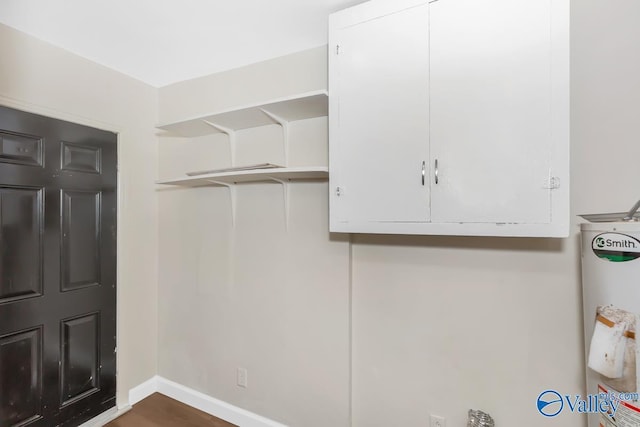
[581,218,640,427]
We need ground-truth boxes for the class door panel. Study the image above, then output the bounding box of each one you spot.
[0,105,117,427]
[61,191,101,291]
[60,142,101,174]
[0,131,44,167]
[0,186,43,302]
[429,0,552,224]
[60,313,100,406]
[330,3,430,225]
[0,327,43,426]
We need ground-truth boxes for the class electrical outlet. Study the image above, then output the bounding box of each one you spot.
[237,367,248,388]
[430,415,446,427]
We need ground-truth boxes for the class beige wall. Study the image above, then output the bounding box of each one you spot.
[0,23,159,408]
[157,46,352,427]
[159,46,327,126]
[353,0,640,425]
[3,0,637,424]
[158,0,640,426]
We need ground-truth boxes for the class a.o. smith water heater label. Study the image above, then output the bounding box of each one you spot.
[592,232,640,262]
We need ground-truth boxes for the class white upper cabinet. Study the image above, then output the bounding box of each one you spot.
[328,0,569,237]
[329,1,431,225]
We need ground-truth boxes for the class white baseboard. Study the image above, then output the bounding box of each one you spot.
[128,376,287,427]
[128,375,160,405]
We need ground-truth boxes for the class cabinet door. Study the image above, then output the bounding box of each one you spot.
[429,0,555,224]
[329,1,430,231]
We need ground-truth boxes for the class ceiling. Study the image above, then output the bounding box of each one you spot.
[0,0,365,87]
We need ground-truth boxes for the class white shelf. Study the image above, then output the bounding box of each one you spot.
[157,90,329,228]
[158,91,328,137]
[157,166,328,187]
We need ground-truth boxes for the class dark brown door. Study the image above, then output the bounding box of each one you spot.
[0,106,117,427]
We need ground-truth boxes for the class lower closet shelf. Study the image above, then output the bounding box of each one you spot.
[157,166,328,186]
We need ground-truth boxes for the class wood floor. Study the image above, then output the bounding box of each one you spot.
[105,393,237,427]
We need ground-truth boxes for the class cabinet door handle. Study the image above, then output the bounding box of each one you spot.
[421,161,426,186]
[434,159,439,184]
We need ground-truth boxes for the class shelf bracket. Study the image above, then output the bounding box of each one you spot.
[202,120,237,167]
[268,177,290,231]
[206,180,237,227]
[259,108,290,167]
